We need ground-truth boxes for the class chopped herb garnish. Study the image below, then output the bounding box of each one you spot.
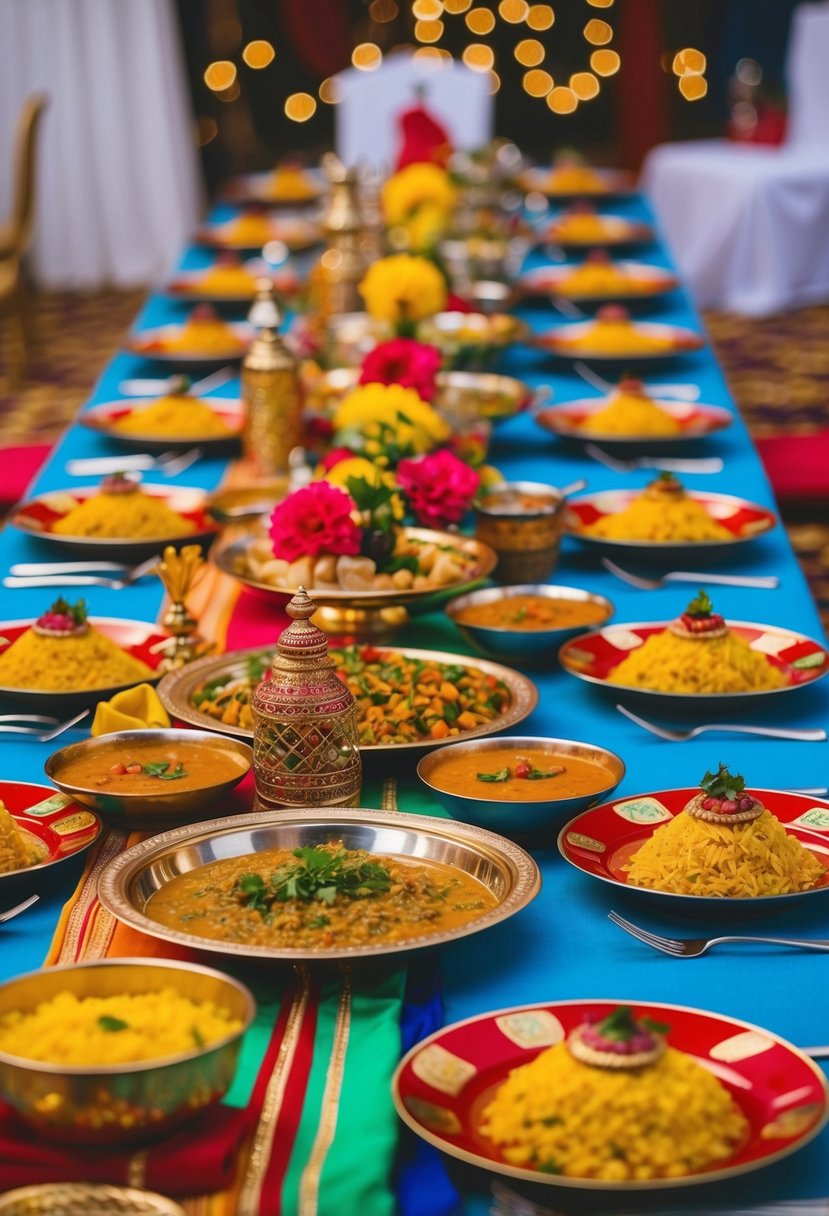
[191,1027,205,1048]
[476,767,510,783]
[142,761,188,781]
[233,847,392,920]
[526,767,564,781]
[98,1015,129,1033]
[793,652,826,670]
[700,762,745,802]
[685,588,713,618]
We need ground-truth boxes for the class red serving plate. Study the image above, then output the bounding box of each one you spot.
[125,322,253,366]
[194,215,322,253]
[166,266,302,303]
[519,262,680,302]
[559,619,829,709]
[394,998,829,1191]
[519,166,634,199]
[537,397,733,446]
[531,319,705,360]
[539,215,654,247]
[1,780,101,892]
[81,398,244,450]
[559,787,829,914]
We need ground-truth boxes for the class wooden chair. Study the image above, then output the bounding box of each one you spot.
[0,93,48,388]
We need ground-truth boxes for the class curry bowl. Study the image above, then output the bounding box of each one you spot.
[44,729,253,830]
[417,736,625,840]
[96,808,541,962]
[0,958,254,1146]
[445,584,614,669]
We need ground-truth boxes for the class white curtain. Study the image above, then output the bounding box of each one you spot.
[0,0,204,289]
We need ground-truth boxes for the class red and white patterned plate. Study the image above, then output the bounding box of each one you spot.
[531,319,705,361]
[125,322,254,367]
[80,398,244,451]
[519,262,680,302]
[538,214,654,247]
[0,780,101,894]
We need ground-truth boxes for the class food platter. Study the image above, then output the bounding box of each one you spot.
[0,617,170,710]
[537,397,733,446]
[194,214,322,253]
[124,323,254,367]
[157,643,538,753]
[80,397,244,450]
[559,619,829,710]
[519,166,634,199]
[558,788,829,915]
[538,215,654,247]
[564,488,776,561]
[96,808,542,962]
[221,169,325,208]
[0,781,101,896]
[393,999,828,1191]
[165,264,302,303]
[530,320,705,362]
[518,262,680,302]
[11,484,219,558]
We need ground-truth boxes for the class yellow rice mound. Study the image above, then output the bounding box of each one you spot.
[584,494,731,541]
[162,316,245,354]
[53,489,195,539]
[0,626,153,691]
[608,628,786,694]
[0,989,243,1066]
[625,807,825,897]
[113,395,233,439]
[480,1042,748,1181]
[582,392,681,437]
[0,801,45,874]
[559,319,674,355]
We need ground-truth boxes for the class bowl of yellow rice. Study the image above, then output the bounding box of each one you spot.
[0,958,254,1145]
[81,393,244,451]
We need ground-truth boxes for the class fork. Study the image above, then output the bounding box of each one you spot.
[0,708,90,742]
[4,554,160,592]
[0,894,40,925]
[65,446,202,477]
[118,366,236,396]
[601,557,779,591]
[608,910,829,957]
[584,442,723,475]
[574,361,702,401]
[616,702,827,743]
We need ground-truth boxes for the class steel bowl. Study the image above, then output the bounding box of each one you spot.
[0,958,254,1146]
[97,808,541,962]
[44,729,253,831]
[417,736,625,840]
[445,584,614,669]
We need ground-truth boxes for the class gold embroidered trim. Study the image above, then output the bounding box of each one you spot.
[298,971,352,1216]
[54,827,128,964]
[126,1149,148,1189]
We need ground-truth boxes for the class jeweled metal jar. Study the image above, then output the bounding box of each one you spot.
[241,281,302,476]
[251,587,362,810]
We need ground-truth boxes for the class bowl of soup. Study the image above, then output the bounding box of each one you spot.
[446,584,614,668]
[45,729,253,830]
[417,736,625,839]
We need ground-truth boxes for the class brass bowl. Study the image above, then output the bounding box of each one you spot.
[44,729,253,830]
[0,959,254,1146]
[97,808,541,962]
[474,480,567,584]
[0,1184,185,1215]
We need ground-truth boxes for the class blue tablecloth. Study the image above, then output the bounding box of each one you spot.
[2,192,828,1212]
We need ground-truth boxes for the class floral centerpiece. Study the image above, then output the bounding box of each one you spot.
[382,163,457,253]
[359,254,447,336]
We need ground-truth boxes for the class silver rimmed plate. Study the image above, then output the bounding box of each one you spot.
[79,397,244,451]
[96,808,542,962]
[530,320,705,362]
[125,322,253,367]
[518,262,679,302]
[537,396,733,447]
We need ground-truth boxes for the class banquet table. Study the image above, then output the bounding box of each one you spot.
[1,186,829,1216]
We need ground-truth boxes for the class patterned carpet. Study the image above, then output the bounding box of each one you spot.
[1,292,828,628]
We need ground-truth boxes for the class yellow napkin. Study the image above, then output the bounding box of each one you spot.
[91,683,171,736]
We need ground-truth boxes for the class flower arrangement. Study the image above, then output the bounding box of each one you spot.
[397,450,481,529]
[359,254,447,333]
[359,338,442,402]
[382,163,457,252]
[332,382,450,465]
[268,481,361,563]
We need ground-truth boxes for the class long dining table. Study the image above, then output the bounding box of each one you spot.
[1,181,828,1215]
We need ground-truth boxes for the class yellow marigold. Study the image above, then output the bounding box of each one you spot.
[359,255,447,326]
[399,201,451,253]
[382,164,457,225]
[321,457,406,519]
[333,383,450,457]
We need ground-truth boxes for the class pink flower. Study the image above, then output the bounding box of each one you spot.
[397,449,481,529]
[358,338,442,402]
[268,482,361,562]
[318,446,356,472]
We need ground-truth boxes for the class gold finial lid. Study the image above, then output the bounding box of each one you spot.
[248,279,282,330]
[274,586,331,663]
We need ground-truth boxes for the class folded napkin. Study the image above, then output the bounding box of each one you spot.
[91,683,171,736]
[0,1102,250,1196]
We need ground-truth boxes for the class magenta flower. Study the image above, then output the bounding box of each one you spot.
[358,338,442,402]
[397,449,481,529]
[268,482,361,561]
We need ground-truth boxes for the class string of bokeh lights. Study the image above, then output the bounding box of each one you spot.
[201,1,708,131]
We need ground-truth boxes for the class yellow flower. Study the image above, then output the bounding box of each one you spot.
[321,456,406,520]
[400,201,451,253]
[359,255,447,326]
[382,164,457,225]
[333,383,450,456]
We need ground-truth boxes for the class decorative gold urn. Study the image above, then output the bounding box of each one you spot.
[309,155,370,319]
[241,280,303,476]
[251,587,362,810]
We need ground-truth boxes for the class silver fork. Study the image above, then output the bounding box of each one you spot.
[608,910,829,957]
[65,446,202,477]
[601,557,779,591]
[0,894,40,925]
[584,442,723,475]
[616,702,827,743]
[0,708,90,742]
[5,554,160,591]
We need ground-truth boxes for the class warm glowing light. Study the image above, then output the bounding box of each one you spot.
[590,48,620,75]
[242,40,275,69]
[465,7,495,33]
[413,0,443,16]
[736,57,762,86]
[285,92,317,121]
[415,18,444,41]
[195,116,218,147]
[487,69,501,94]
[352,42,383,68]
[514,38,544,66]
[370,0,398,19]
[547,85,577,113]
[203,60,237,91]
[319,76,341,103]
[444,0,471,10]
[679,74,708,101]
[584,18,612,45]
[523,68,553,96]
[499,0,529,23]
[526,4,554,30]
[570,71,599,100]
[672,47,706,75]
[462,42,495,70]
[414,45,452,59]
[586,0,613,6]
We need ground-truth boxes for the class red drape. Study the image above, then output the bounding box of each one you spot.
[616,0,669,170]
[280,0,351,79]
